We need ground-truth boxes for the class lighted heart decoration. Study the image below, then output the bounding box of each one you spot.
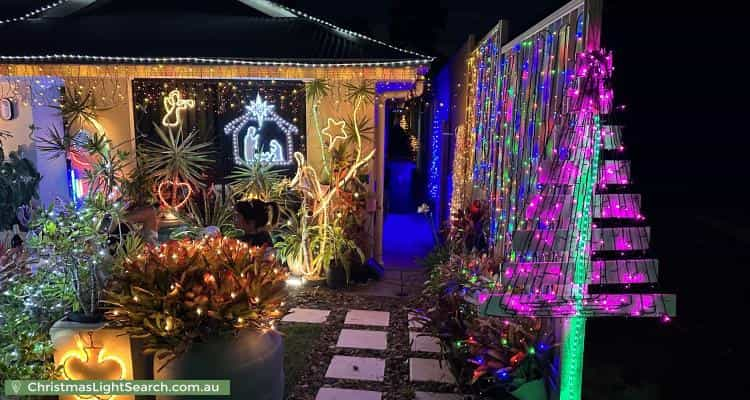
[157,180,193,209]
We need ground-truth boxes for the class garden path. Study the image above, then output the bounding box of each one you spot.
[280,300,466,400]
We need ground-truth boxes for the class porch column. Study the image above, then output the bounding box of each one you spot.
[374,99,386,265]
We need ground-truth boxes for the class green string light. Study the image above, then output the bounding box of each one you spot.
[560,111,602,400]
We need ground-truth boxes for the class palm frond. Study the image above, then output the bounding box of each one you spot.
[141,124,213,187]
[343,80,375,105]
[33,125,74,159]
[227,160,285,202]
[305,79,331,103]
[343,114,374,143]
[53,86,114,130]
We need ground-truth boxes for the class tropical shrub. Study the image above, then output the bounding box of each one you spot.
[411,253,558,398]
[104,236,287,367]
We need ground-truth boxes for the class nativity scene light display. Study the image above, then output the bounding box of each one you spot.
[225,93,299,167]
[132,78,306,181]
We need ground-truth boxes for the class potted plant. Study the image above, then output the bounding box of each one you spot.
[170,186,243,239]
[120,151,161,243]
[104,236,288,400]
[313,223,364,289]
[410,252,558,399]
[0,143,42,232]
[141,124,213,221]
[31,125,149,383]
[273,207,310,278]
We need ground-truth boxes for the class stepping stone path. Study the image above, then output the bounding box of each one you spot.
[325,355,386,381]
[281,308,330,323]
[316,388,382,400]
[344,309,390,326]
[409,332,441,353]
[409,358,456,383]
[284,306,460,399]
[408,312,425,330]
[414,392,465,400]
[337,329,388,350]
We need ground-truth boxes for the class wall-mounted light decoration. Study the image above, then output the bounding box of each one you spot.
[320,118,348,150]
[133,79,306,181]
[61,332,126,383]
[157,179,193,210]
[224,93,299,167]
[51,321,135,400]
[161,89,195,128]
[0,97,15,120]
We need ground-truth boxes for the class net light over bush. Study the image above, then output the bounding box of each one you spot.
[104,236,287,366]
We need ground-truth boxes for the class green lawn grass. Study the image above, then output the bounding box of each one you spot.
[278,324,324,399]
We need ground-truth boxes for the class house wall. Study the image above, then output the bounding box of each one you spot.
[0,78,69,205]
[0,81,35,153]
[1,66,422,261]
[58,77,377,179]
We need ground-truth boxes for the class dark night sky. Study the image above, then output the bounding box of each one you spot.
[2,0,747,398]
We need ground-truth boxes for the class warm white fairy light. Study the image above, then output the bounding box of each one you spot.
[0,54,430,67]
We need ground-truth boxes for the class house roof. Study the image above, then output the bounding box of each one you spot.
[0,0,433,67]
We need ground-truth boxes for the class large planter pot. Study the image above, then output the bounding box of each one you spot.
[326,264,347,289]
[154,330,284,400]
[50,318,139,400]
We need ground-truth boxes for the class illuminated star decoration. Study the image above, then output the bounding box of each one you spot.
[161,89,195,128]
[320,118,348,150]
[247,93,274,128]
[224,92,299,167]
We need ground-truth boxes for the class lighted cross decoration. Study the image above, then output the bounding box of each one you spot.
[161,89,195,128]
[320,118,348,150]
[224,92,299,167]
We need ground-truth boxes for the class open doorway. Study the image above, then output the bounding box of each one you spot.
[382,101,434,269]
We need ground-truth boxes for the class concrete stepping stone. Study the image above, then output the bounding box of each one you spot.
[408,312,425,330]
[409,332,441,353]
[409,358,455,383]
[282,308,330,323]
[415,392,464,400]
[316,388,382,400]
[337,329,388,350]
[325,355,386,381]
[344,310,390,327]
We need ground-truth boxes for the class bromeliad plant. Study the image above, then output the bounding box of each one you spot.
[103,236,287,367]
[228,159,292,205]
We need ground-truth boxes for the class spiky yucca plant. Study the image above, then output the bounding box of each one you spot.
[141,124,213,189]
[228,160,286,203]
